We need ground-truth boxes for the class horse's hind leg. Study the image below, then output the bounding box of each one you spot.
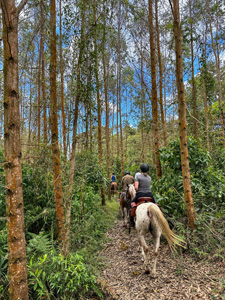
[137,234,150,272]
[152,231,160,276]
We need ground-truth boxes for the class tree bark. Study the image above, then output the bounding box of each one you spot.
[37,42,41,148]
[118,0,124,177]
[102,8,111,201]
[155,0,167,146]
[94,0,105,205]
[50,0,65,244]
[62,0,87,256]
[41,0,47,143]
[60,0,67,157]
[1,0,29,298]
[189,0,198,139]
[148,0,162,178]
[206,0,225,148]
[171,0,196,229]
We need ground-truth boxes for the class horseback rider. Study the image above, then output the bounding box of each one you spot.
[130,163,155,227]
[121,170,134,191]
[111,172,116,183]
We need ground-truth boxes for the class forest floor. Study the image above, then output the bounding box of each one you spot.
[98,206,225,300]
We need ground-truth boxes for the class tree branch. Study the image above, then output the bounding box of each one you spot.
[17,0,28,15]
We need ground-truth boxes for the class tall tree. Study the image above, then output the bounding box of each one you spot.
[206,0,225,148]
[189,0,198,139]
[94,0,105,205]
[40,0,47,143]
[170,0,196,229]
[118,0,124,177]
[102,3,111,201]
[63,0,87,256]
[148,0,162,178]
[155,0,167,146]
[1,0,29,299]
[50,0,65,244]
[59,0,67,157]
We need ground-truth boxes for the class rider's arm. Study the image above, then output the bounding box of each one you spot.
[135,181,139,191]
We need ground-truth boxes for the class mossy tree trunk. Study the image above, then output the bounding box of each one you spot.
[1,0,29,298]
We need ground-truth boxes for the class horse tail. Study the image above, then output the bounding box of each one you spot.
[147,205,186,251]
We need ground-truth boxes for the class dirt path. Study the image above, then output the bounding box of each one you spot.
[100,220,225,300]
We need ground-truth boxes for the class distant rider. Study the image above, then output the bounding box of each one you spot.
[111,172,116,183]
[121,170,134,191]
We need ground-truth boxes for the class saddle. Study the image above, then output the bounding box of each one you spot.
[131,197,153,217]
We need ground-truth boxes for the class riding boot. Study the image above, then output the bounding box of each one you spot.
[130,215,135,228]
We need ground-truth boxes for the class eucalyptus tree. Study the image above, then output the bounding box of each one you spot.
[206,0,225,148]
[148,0,162,178]
[169,0,196,229]
[50,0,65,245]
[1,0,29,298]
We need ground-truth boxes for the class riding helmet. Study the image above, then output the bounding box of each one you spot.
[140,163,149,173]
[125,170,130,175]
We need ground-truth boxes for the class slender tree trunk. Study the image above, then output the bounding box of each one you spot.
[94,0,105,205]
[170,0,196,229]
[28,69,32,146]
[102,10,111,201]
[140,41,145,162]
[116,66,119,158]
[41,0,47,143]
[155,0,167,146]
[60,0,67,157]
[1,0,29,298]
[203,32,210,151]
[118,0,124,176]
[189,0,198,139]
[206,0,225,148]
[148,0,162,178]
[50,0,65,245]
[62,0,87,256]
[37,43,41,149]
[111,96,114,165]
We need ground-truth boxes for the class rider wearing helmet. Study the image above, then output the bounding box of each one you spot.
[121,170,134,190]
[130,163,155,227]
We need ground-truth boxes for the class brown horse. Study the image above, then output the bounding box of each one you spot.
[119,184,134,227]
[110,181,117,194]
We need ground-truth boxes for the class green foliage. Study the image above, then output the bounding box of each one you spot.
[28,250,102,300]
[22,154,56,235]
[153,137,225,216]
[176,209,225,260]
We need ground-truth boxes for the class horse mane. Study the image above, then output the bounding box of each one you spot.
[128,184,136,200]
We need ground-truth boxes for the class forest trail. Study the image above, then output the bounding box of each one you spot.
[99,214,225,300]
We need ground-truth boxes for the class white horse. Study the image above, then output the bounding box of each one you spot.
[127,184,185,277]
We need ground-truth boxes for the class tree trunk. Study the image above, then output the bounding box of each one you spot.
[140,39,145,162]
[50,0,65,245]
[102,10,111,201]
[148,0,162,178]
[1,0,29,299]
[37,42,41,149]
[155,0,167,146]
[94,0,105,205]
[60,0,67,157]
[118,0,124,177]
[206,0,225,148]
[62,0,87,256]
[41,0,47,144]
[171,0,196,229]
[189,0,198,139]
